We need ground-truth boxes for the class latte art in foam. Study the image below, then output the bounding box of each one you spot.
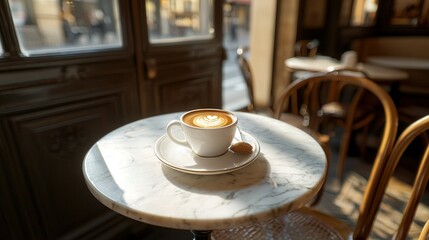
[183,110,235,128]
[193,114,230,128]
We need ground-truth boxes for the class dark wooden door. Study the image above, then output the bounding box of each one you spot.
[0,1,144,239]
[133,0,224,116]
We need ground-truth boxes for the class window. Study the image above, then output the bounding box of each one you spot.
[7,0,123,56]
[146,0,214,43]
[340,0,378,26]
[351,0,378,26]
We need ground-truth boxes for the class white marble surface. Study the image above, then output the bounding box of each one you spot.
[285,56,340,72]
[286,56,409,81]
[83,112,326,231]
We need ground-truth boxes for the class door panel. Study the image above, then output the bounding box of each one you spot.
[0,58,141,239]
[156,73,217,112]
[10,98,120,238]
[0,1,144,238]
[151,57,219,80]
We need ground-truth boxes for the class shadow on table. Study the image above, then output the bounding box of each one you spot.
[162,154,270,193]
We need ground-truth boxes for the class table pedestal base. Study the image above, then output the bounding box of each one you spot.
[191,230,212,240]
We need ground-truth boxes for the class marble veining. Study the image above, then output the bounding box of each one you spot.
[83,112,326,230]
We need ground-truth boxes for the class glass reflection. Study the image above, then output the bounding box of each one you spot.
[7,0,122,56]
[391,0,421,25]
[146,0,214,43]
[351,0,378,26]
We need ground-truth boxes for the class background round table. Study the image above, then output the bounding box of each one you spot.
[285,56,409,103]
[285,56,409,81]
[366,56,429,70]
[83,112,327,239]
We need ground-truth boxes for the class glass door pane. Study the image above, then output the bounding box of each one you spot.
[350,0,378,26]
[7,0,123,56]
[146,0,214,43]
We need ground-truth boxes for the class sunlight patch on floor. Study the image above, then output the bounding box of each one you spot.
[316,172,429,239]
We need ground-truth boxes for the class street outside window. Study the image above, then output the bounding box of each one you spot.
[7,0,123,56]
[146,0,214,43]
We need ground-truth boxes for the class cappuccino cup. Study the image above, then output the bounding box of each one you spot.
[166,109,237,157]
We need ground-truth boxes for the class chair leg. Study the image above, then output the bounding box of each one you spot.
[358,124,371,160]
[337,128,352,182]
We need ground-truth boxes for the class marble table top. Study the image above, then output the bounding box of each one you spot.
[286,56,409,81]
[367,56,429,70]
[83,112,327,231]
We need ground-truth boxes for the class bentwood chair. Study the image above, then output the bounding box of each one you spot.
[321,69,378,181]
[212,74,398,240]
[236,46,258,113]
[373,115,429,240]
[420,219,429,240]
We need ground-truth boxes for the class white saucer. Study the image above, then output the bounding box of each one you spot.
[154,131,260,175]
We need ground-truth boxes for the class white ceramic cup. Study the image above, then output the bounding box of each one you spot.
[341,50,358,68]
[166,109,238,157]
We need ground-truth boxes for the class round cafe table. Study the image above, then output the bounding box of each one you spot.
[366,56,429,70]
[285,55,409,82]
[285,55,409,103]
[82,112,327,240]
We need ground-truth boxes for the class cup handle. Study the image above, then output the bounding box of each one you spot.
[166,120,190,147]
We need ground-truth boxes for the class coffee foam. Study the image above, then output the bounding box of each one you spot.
[184,111,234,128]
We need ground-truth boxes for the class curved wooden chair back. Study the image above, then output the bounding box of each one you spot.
[274,77,325,131]
[319,69,377,180]
[236,46,255,112]
[324,69,370,116]
[419,219,429,240]
[274,71,372,136]
[370,115,429,240]
[274,74,398,239]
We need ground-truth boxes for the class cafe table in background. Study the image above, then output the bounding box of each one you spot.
[285,55,409,102]
[285,55,409,81]
[82,111,327,240]
[366,56,429,70]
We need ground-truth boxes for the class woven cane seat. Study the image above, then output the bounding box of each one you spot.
[212,208,349,240]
